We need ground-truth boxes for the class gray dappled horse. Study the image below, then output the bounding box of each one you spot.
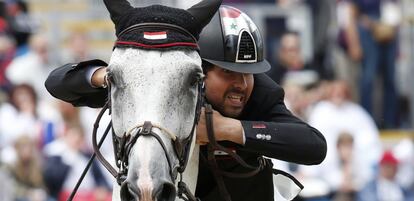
[100,0,221,200]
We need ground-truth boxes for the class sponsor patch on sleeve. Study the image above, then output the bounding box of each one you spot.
[252,123,266,129]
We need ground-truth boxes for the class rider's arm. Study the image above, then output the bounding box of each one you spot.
[196,109,245,145]
[240,104,327,165]
[44,59,108,108]
[197,74,326,165]
[239,75,327,165]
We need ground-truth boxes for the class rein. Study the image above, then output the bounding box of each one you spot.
[202,104,267,201]
[68,92,303,201]
[66,59,265,201]
[66,88,266,201]
[86,72,205,201]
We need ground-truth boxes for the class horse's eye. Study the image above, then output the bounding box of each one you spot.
[190,77,198,86]
[191,72,204,86]
[110,73,128,89]
[107,71,122,88]
[107,72,115,85]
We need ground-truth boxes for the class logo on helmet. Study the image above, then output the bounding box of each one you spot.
[220,6,258,63]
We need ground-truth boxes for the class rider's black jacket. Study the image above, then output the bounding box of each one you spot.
[45,60,327,201]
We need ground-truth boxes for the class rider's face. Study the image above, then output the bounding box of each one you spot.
[204,65,254,118]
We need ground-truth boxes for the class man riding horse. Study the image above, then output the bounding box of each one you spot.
[45,1,327,201]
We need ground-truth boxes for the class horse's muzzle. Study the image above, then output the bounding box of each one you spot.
[120,180,176,201]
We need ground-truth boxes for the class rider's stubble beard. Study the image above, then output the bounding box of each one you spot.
[208,87,247,118]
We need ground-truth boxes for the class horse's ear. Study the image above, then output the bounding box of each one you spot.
[187,0,222,28]
[103,0,133,23]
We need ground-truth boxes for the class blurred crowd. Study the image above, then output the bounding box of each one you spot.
[0,1,113,200]
[0,0,413,201]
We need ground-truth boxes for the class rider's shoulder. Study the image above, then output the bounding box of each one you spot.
[253,73,284,94]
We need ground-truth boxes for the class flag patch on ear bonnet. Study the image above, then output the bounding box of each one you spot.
[144,31,167,40]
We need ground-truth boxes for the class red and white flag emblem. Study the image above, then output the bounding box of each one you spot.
[143,31,167,40]
[252,123,266,129]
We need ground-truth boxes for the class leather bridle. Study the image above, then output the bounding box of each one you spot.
[94,78,266,201]
[91,70,205,201]
[67,23,270,201]
[67,77,267,201]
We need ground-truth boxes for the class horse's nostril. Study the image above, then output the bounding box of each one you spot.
[120,182,137,201]
[156,182,176,201]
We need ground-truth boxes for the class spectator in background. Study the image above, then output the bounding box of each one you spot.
[295,132,363,201]
[61,31,95,63]
[393,138,414,201]
[43,124,110,201]
[52,99,115,188]
[56,101,81,131]
[303,0,335,80]
[8,136,47,201]
[0,155,17,201]
[330,132,357,201]
[5,0,38,56]
[282,79,328,121]
[303,80,382,195]
[0,0,6,16]
[222,0,246,3]
[0,34,15,90]
[357,150,405,201]
[0,83,58,162]
[277,0,336,82]
[277,0,304,6]
[0,84,43,164]
[334,0,361,102]
[266,32,319,85]
[0,0,9,32]
[346,0,402,128]
[282,82,308,119]
[6,33,55,100]
[0,1,16,92]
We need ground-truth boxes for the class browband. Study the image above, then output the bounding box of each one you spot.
[118,22,198,43]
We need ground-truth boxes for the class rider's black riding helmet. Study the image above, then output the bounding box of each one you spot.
[198,5,270,74]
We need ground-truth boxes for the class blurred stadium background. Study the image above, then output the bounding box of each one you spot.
[0,0,413,201]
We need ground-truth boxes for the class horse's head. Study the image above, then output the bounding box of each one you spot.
[103,0,221,200]
[109,49,203,201]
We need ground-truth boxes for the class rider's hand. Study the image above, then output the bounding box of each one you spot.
[91,67,108,88]
[196,107,244,145]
